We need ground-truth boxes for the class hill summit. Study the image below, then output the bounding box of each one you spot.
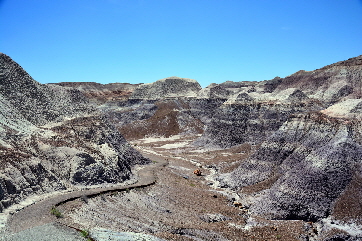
[130,76,201,99]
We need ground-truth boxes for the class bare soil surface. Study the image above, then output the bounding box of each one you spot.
[60,134,309,241]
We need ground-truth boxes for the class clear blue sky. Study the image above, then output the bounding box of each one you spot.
[1,0,362,87]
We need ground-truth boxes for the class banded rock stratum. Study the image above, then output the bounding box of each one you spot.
[1,53,362,240]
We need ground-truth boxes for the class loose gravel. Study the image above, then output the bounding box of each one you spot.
[0,223,85,241]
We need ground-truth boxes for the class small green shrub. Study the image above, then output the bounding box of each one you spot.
[50,206,62,218]
[80,229,89,238]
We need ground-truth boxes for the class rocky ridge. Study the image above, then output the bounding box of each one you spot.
[130,76,202,100]
[52,82,141,104]
[0,53,149,213]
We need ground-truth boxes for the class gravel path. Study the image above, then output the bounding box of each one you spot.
[2,154,168,238]
[1,223,85,241]
[90,228,166,241]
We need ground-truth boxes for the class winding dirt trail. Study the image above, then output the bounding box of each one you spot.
[5,153,168,234]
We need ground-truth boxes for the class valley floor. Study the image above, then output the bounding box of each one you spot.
[58,134,312,241]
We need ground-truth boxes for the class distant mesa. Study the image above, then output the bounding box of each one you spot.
[130,76,202,100]
[51,82,141,103]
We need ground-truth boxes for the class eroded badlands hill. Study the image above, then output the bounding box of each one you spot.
[0,53,148,212]
[103,55,362,240]
[1,53,362,240]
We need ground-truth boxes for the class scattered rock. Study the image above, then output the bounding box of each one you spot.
[233,201,243,208]
[193,169,202,176]
[199,213,231,223]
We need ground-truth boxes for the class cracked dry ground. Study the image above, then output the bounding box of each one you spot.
[58,134,309,241]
